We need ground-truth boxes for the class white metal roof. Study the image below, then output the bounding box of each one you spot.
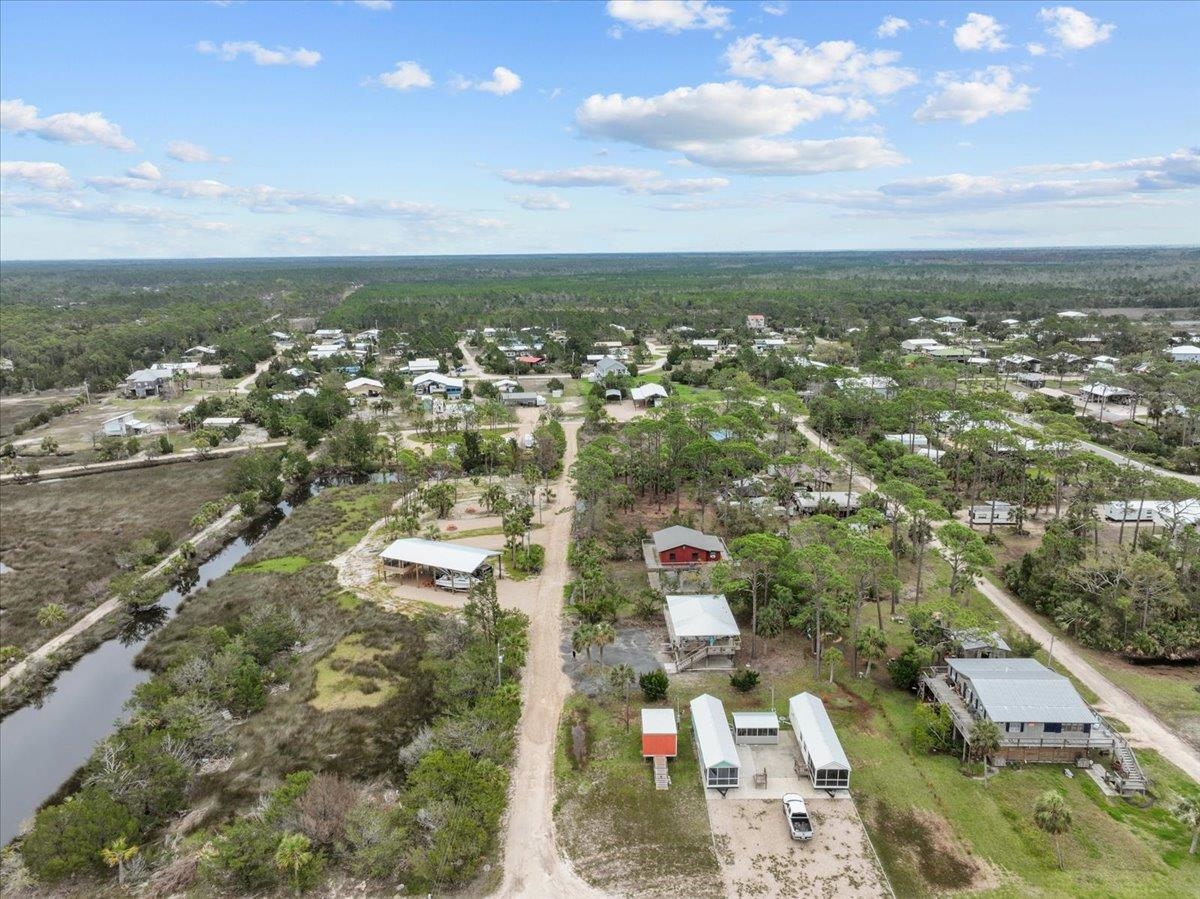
[412,372,464,389]
[948,658,1093,724]
[788,693,851,772]
[732,711,779,729]
[690,694,739,770]
[641,708,677,735]
[345,377,383,390]
[379,538,500,574]
[665,595,739,639]
[630,382,668,401]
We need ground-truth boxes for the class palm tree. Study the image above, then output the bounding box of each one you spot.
[1172,794,1200,855]
[608,662,636,729]
[593,621,616,664]
[1033,790,1072,869]
[572,623,596,661]
[275,832,314,896]
[823,646,843,684]
[855,627,888,677]
[969,719,1002,786]
[100,836,139,886]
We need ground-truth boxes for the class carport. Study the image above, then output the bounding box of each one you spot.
[378,538,502,590]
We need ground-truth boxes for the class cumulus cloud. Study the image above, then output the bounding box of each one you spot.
[354,0,393,9]
[1,98,135,151]
[1038,6,1115,50]
[0,193,230,231]
[914,66,1034,124]
[605,0,731,34]
[575,81,904,174]
[1026,42,1047,56]
[724,35,918,96]
[953,13,1009,51]
[761,1,787,15]
[370,60,434,91]
[508,192,571,211]
[451,66,522,95]
[498,164,729,194]
[196,40,321,67]
[876,16,910,38]
[0,161,73,190]
[166,140,225,163]
[670,136,907,175]
[126,161,162,181]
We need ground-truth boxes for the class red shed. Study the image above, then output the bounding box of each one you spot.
[652,525,729,566]
[641,708,678,758]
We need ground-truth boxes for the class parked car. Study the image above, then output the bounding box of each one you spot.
[782,793,813,841]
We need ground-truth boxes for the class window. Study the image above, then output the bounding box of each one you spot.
[708,767,738,787]
[668,552,676,562]
[1044,722,1063,733]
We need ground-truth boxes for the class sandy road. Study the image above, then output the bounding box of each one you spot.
[794,418,1200,784]
[495,419,611,898]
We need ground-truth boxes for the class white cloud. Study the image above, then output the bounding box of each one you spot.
[479,66,522,96]
[605,0,731,34]
[914,67,1034,124]
[579,82,862,145]
[76,170,504,233]
[876,16,910,38]
[1026,42,1047,56]
[354,0,393,9]
[0,98,136,151]
[166,140,224,163]
[0,193,230,231]
[1038,6,1115,50]
[196,40,321,67]
[452,66,522,95]
[0,161,73,190]
[575,81,903,174]
[670,136,907,175]
[498,165,730,195]
[508,192,571,211]
[797,148,1199,215]
[761,1,787,16]
[372,60,434,91]
[724,35,918,96]
[126,161,162,181]
[953,13,1009,52]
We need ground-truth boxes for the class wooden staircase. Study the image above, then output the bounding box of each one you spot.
[675,643,711,672]
[652,755,671,790]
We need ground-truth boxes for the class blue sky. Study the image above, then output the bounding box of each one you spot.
[1,0,1197,259]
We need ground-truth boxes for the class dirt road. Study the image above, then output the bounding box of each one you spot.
[495,419,610,898]
[794,418,1200,784]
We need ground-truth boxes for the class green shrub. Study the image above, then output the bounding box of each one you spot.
[204,818,282,892]
[729,667,760,692]
[21,787,139,882]
[887,644,926,692]
[639,669,669,702]
[513,544,545,573]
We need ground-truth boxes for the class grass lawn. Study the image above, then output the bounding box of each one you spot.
[554,694,723,898]
[310,632,398,711]
[0,457,238,659]
[1077,647,1200,750]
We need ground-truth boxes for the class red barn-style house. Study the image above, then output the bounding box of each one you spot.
[652,525,729,566]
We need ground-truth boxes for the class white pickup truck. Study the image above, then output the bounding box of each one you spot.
[782,793,814,841]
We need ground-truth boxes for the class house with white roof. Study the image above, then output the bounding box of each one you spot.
[919,658,1138,780]
[345,377,384,398]
[1168,345,1200,364]
[630,382,668,406]
[690,694,740,793]
[664,594,740,671]
[412,372,464,398]
[379,537,501,590]
[406,358,440,374]
[586,356,629,383]
[789,693,851,791]
[934,315,967,331]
